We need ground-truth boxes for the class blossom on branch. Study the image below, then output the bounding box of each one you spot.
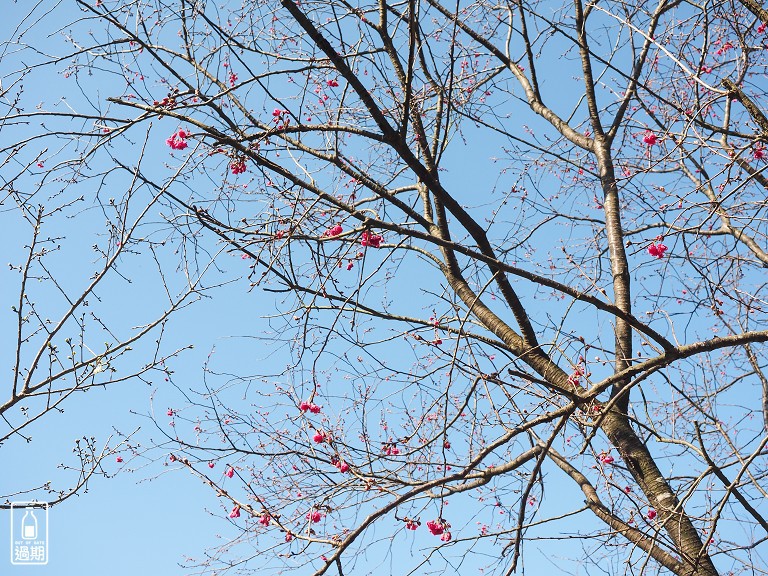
[166,129,189,150]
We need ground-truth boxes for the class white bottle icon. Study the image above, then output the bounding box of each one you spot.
[21,508,38,540]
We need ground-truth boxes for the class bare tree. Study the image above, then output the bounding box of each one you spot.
[5,0,768,574]
[0,12,209,506]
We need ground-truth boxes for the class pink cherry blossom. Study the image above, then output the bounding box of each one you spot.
[647,243,668,259]
[405,520,419,530]
[259,514,271,526]
[208,461,215,468]
[306,510,323,523]
[116,456,123,463]
[338,461,349,473]
[167,408,174,416]
[299,400,311,412]
[647,508,657,520]
[426,519,444,535]
[754,145,765,160]
[225,466,235,478]
[599,453,615,464]
[440,531,452,542]
[230,158,247,174]
[325,224,343,237]
[643,132,658,146]
[360,230,383,248]
[758,22,767,34]
[284,532,293,542]
[230,505,241,518]
[313,431,325,443]
[309,403,321,414]
[166,129,189,150]
[327,79,339,87]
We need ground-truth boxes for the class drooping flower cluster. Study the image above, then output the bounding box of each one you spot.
[299,400,322,414]
[312,430,326,443]
[306,510,323,523]
[229,506,241,518]
[647,509,657,520]
[426,519,444,535]
[383,443,400,456]
[642,131,658,145]
[259,513,271,526]
[426,518,451,541]
[360,230,383,248]
[230,158,247,175]
[647,243,668,258]
[166,129,189,150]
[324,224,343,237]
[404,519,419,530]
[330,456,350,473]
[225,466,235,478]
[599,453,615,464]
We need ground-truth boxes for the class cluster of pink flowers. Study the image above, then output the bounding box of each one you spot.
[715,40,734,56]
[754,145,765,160]
[647,509,657,520]
[643,131,658,146]
[225,466,235,478]
[229,71,238,87]
[330,456,350,473]
[426,519,451,541]
[426,519,444,535]
[313,430,327,443]
[758,22,767,34]
[647,242,668,258]
[166,129,189,150]
[404,519,419,530]
[599,453,615,464]
[153,95,177,109]
[230,506,241,518]
[116,456,123,463]
[259,514,271,526]
[306,510,323,523]
[272,108,289,121]
[299,400,322,414]
[383,443,400,456]
[567,365,585,387]
[327,79,339,87]
[230,158,247,175]
[360,230,383,248]
[325,224,343,237]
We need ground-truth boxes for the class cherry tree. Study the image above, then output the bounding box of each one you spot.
[5,0,768,574]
